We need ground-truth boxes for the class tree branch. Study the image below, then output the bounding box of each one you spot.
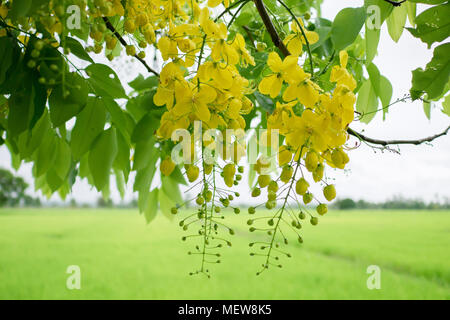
[102,17,159,77]
[347,125,450,146]
[383,0,406,7]
[253,0,290,57]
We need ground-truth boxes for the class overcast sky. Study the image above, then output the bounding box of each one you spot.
[0,0,448,204]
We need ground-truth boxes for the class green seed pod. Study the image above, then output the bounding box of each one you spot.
[251,188,261,197]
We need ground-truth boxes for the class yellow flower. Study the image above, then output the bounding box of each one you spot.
[158,36,178,61]
[286,110,328,152]
[153,63,185,109]
[172,82,217,122]
[330,50,356,91]
[210,23,239,65]
[258,52,300,98]
[198,61,233,89]
[233,33,255,66]
[161,157,176,176]
[284,20,319,56]
[157,110,190,140]
[283,68,320,108]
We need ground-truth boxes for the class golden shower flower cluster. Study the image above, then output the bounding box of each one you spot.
[253,50,356,217]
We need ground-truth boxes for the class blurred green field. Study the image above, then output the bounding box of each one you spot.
[0,208,449,300]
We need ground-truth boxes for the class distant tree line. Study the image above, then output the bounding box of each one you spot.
[0,168,40,207]
[333,196,450,210]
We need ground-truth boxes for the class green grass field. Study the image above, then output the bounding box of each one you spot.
[0,208,449,300]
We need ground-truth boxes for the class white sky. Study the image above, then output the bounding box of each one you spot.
[0,0,449,204]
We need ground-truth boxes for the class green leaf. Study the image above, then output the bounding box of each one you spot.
[367,63,381,97]
[16,110,51,159]
[411,43,450,100]
[356,79,379,124]
[407,0,447,5]
[386,5,407,43]
[64,37,94,63]
[161,175,183,205]
[169,165,187,186]
[113,130,131,182]
[442,95,450,117]
[33,131,57,177]
[131,113,160,143]
[134,149,159,194]
[365,25,380,64]
[8,81,34,137]
[407,3,450,47]
[85,64,127,99]
[114,168,126,199]
[128,75,158,92]
[8,0,32,20]
[423,100,431,119]
[0,38,14,86]
[88,128,118,191]
[405,2,416,27]
[54,138,71,180]
[364,0,393,23]
[379,76,393,120]
[159,188,175,220]
[331,7,366,51]
[254,91,274,113]
[144,188,159,224]
[133,138,156,171]
[102,97,134,144]
[49,72,89,126]
[70,97,107,160]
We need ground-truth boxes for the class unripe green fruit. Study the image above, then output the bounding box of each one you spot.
[268,219,274,226]
[313,163,324,182]
[214,206,221,213]
[256,42,267,52]
[171,207,178,214]
[38,77,46,85]
[298,236,304,243]
[304,12,311,20]
[251,188,261,197]
[238,166,244,173]
[323,185,336,201]
[299,211,306,220]
[248,207,256,214]
[280,165,293,183]
[247,219,253,225]
[268,180,279,193]
[305,151,319,172]
[27,60,36,68]
[205,190,212,202]
[31,49,40,58]
[258,174,271,188]
[317,204,328,215]
[196,196,204,205]
[268,191,277,201]
[265,200,276,209]
[34,40,45,51]
[303,192,313,204]
[234,208,240,214]
[295,178,309,195]
[310,217,319,225]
